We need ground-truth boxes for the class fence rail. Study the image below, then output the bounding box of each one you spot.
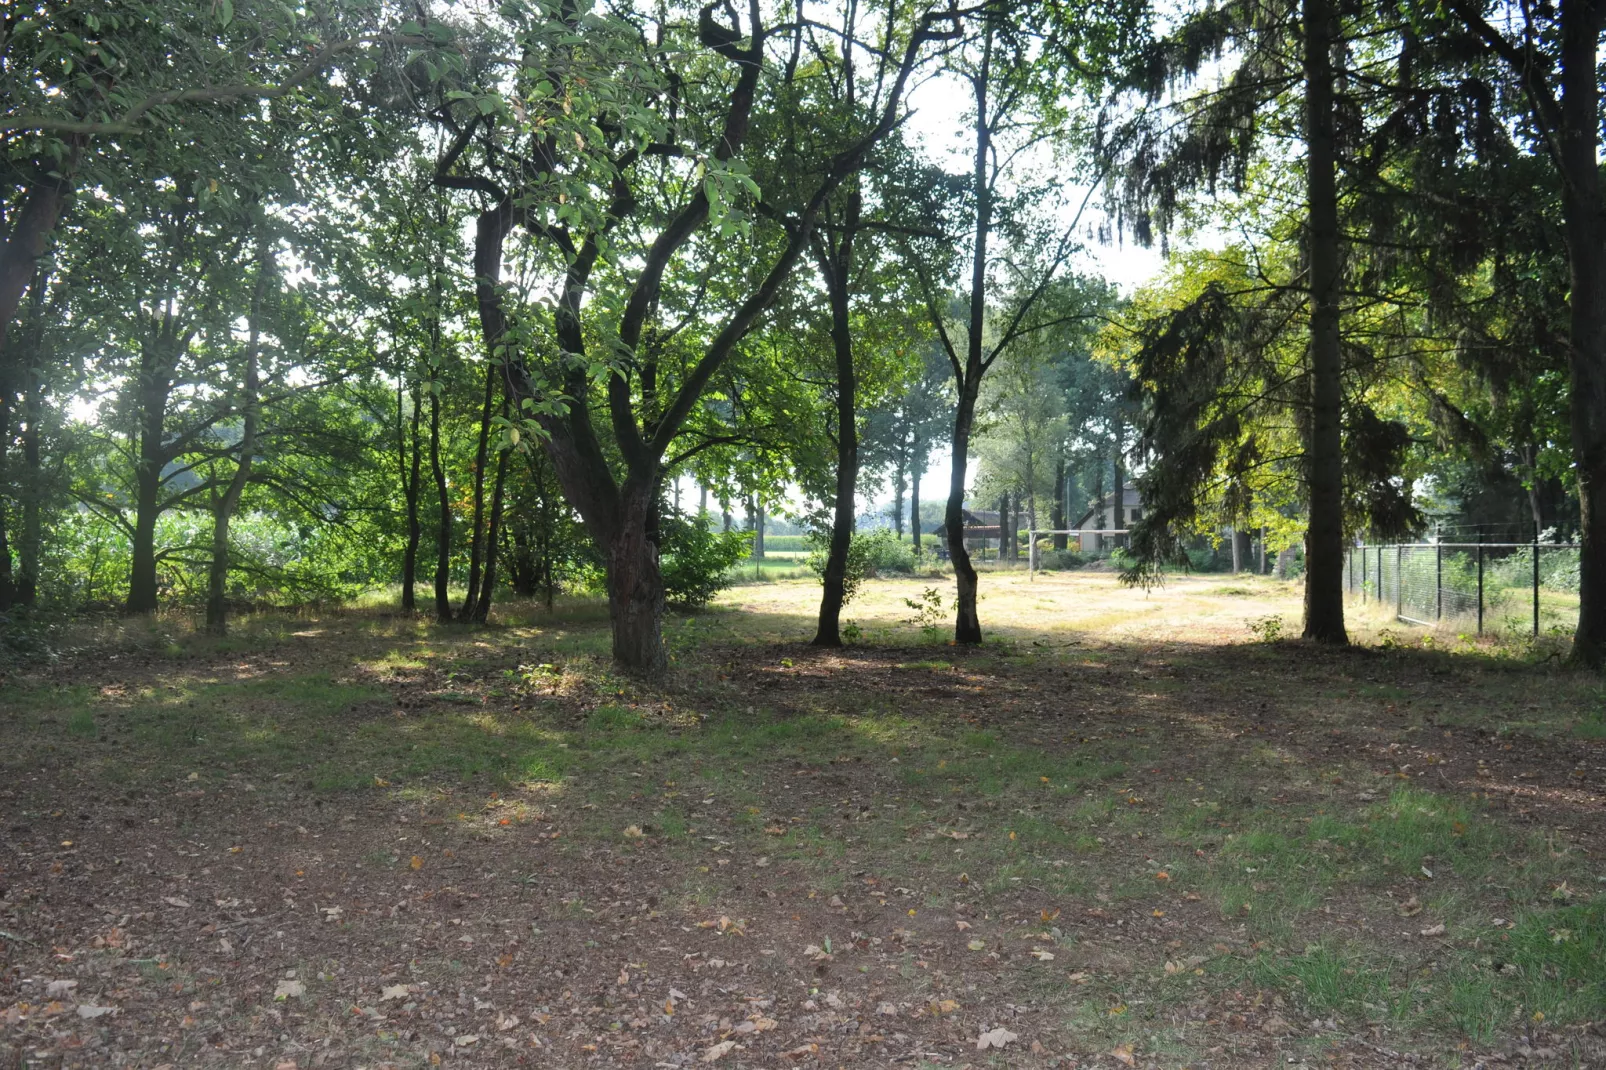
[1346,540,1581,636]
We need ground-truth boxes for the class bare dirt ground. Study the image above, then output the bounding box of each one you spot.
[2,573,1603,1069]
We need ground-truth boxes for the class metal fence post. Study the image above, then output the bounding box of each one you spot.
[1532,526,1541,637]
[1476,534,1484,634]
[1396,544,1403,620]
[1435,535,1443,622]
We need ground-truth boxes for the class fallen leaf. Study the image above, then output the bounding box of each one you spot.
[1111,1043,1136,1066]
[410,855,423,870]
[162,897,191,909]
[1419,923,1446,937]
[932,999,960,1015]
[455,1034,479,1046]
[45,980,78,998]
[1040,908,1060,922]
[1030,950,1054,961]
[954,920,972,931]
[782,1043,819,1058]
[76,1005,116,1019]
[273,980,305,1000]
[967,940,985,951]
[1397,896,1422,917]
[976,1027,1018,1050]
[379,985,411,1002]
[702,1040,737,1062]
[623,825,645,840]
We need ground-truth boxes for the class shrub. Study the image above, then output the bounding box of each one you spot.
[658,512,750,608]
[807,528,916,607]
[1036,549,1084,570]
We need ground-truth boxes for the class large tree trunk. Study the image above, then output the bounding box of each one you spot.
[1052,456,1067,551]
[401,383,423,610]
[606,484,667,674]
[1560,0,1606,666]
[1300,0,1348,644]
[429,386,452,624]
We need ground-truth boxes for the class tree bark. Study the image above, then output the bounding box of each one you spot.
[1559,0,1606,666]
[1300,0,1348,644]
[607,483,667,674]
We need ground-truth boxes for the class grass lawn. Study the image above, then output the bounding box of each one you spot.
[1,572,1602,1069]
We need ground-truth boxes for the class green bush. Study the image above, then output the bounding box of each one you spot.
[1035,549,1084,570]
[659,511,750,608]
[806,528,916,607]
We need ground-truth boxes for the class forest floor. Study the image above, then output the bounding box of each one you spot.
[2,572,1604,1070]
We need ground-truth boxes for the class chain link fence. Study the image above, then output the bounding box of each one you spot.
[1345,540,1581,636]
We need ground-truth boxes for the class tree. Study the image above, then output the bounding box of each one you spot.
[432,0,963,673]
[1433,0,1606,665]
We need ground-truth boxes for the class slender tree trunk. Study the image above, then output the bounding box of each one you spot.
[699,484,708,519]
[459,363,497,619]
[472,439,510,623]
[814,214,860,647]
[1000,492,1011,562]
[402,383,423,610]
[948,21,994,644]
[205,241,270,635]
[18,371,41,605]
[0,394,13,609]
[429,385,452,624]
[126,352,174,615]
[1559,0,1606,665]
[910,450,923,556]
[1301,0,1348,644]
[892,450,907,539]
[947,379,983,642]
[1052,456,1067,551]
[1111,445,1126,549]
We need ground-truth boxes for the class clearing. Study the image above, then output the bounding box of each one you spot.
[1,572,1603,1069]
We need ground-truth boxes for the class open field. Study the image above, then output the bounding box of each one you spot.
[2,573,1603,1069]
